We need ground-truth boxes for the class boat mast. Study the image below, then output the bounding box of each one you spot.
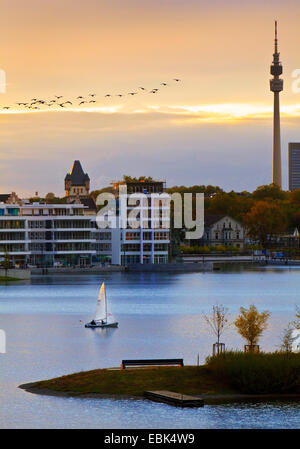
[105,282,108,323]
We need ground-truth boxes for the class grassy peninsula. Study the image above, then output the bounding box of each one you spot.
[19,352,300,401]
[21,366,233,397]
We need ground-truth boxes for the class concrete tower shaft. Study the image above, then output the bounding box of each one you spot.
[270,20,283,188]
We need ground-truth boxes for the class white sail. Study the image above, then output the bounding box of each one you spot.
[292,329,300,353]
[106,300,115,324]
[95,282,106,322]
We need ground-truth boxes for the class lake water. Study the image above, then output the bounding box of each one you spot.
[0,267,299,428]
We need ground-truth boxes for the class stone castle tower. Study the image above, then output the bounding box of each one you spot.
[64,160,90,201]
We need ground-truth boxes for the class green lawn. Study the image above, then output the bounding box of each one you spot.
[26,352,300,398]
[0,276,22,282]
[28,366,234,397]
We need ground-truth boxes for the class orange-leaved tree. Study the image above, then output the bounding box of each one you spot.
[234,305,270,347]
[243,201,287,247]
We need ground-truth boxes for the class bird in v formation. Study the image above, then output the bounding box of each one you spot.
[2,79,182,111]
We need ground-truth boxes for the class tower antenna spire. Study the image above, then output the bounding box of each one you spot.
[275,20,278,53]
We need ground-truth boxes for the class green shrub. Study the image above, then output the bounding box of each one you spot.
[206,351,300,394]
[244,244,263,250]
[227,246,240,252]
[215,245,227,252]
[180,245,211,254]
[201,246,211,253]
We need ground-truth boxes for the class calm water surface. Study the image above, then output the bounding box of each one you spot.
[0,267,299,428]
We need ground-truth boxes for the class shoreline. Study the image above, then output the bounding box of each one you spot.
[19,382,140,401]
[19,382,300,405]
[31,262,213,275]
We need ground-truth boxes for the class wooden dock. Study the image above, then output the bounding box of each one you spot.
[144,390,204,407]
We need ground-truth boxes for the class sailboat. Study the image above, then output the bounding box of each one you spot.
[292,329,300,352]
[85,282,118,328]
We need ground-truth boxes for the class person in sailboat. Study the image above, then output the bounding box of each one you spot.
[85,281,118,328]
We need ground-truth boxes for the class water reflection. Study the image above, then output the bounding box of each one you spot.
[94,327,118,338]
[0,269,300,428]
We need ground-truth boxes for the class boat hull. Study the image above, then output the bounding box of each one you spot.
[85,321,118,328]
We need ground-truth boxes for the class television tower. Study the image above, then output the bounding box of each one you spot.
[270,20,283,188]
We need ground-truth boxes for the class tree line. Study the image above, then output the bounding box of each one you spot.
[204,303,300,354]
[39,181,300,248]
[167,183,300,248]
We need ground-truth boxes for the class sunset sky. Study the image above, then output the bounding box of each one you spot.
[1,0,300,195]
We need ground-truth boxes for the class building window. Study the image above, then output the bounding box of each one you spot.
[8,208,19,216]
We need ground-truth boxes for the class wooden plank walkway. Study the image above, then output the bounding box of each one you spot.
[144,390,204,407]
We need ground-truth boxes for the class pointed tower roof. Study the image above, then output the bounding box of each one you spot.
[65,160,90,186]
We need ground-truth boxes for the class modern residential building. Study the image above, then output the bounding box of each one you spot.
[0,174,171,267]
[289,143,300,191]
[109,179,170,265]
[0,195,97,267]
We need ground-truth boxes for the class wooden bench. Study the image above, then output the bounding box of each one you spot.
[121,358,184,369]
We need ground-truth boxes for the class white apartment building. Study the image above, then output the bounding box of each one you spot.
[99,179,170,265]
[0,179,171,267]
[0,194,97,267]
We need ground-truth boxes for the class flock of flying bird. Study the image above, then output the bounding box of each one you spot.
[1,78,181,111]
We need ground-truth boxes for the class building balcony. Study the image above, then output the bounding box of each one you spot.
[0,240,27,244]
[0,251,30,255]
[30,250,97,255]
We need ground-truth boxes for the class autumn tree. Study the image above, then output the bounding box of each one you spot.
[234,305,270,348]
[45,192,55,201]
[205,191,253,221]
[204,304,230,352]
[289,188,300,205]
[122,175,154,183]
[280,325,295,353]
[243,201,287,247]
[166,185,223,196]
[252,184,287,201]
